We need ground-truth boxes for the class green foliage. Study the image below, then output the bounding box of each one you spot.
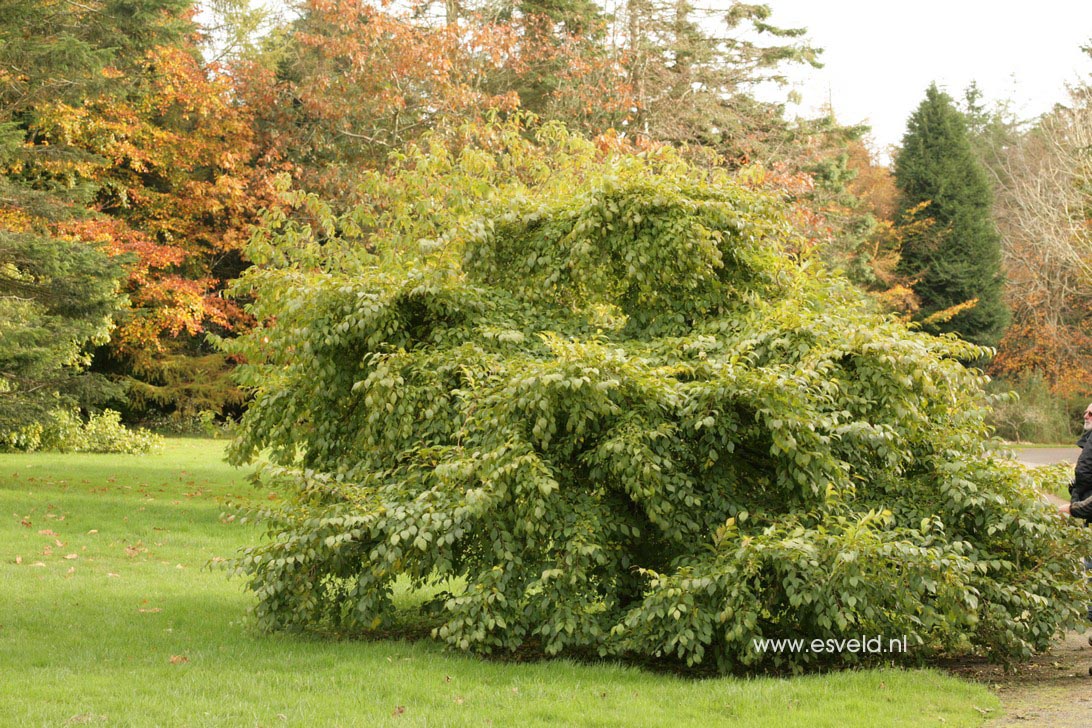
[0,407,162,454]
[987,373,1084,443]
[0,233,126,433]
[894,84,1009,347]
[225,121,1090,672]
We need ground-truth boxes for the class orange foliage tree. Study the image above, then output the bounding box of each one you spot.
[986,77,1092,399]
[237,0,627,203]
[32,37,279,417]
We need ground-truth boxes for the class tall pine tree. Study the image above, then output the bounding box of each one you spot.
[894,83,1009,347]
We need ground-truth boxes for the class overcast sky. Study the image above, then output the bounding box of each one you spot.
[759,0,1092,160]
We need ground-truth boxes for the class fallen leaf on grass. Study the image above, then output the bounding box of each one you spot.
[55,539,64,547]
[107,573,119,578]
[20,518,31,528]
[64,554,78,560]
[87,530,98,535]
[391,706,405,718]
[66,567,75,577]
[38,529,57,537]
[169,655,188,665]
[42,546,52,557]
[31,562,45,567]
[14,556,21,565]
[453,696,465,705]
[138,608,162,614]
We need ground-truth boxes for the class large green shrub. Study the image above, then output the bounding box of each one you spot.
[225,122,1090,671]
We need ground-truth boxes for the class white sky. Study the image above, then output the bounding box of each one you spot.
[759,0,1092,161]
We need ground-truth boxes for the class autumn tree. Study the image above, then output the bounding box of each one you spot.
[894,84,1009,347]
[43,47,277,417]
[988,65,1092,397]
[464,0,622,132]
[0,0,189,433]
[238,0,632,203]
[239,0,524,201]
[3,3,280,420]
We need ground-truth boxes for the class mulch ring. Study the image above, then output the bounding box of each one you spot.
[943,630,1092,726]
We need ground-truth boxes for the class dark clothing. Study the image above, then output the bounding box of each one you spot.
[1068,431,1092,622]
[1069,431,1092,520]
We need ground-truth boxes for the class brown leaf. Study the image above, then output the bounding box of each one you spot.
[391,706,405,718]
[31,562,45,567]
[169,655,188,665]
[55,539,64,547]
[107,572,120,578]
[87,530,98,535]
[38,529,57,537]
[14,556,22,565]
[20,518,31,528]
[63,554,78,560]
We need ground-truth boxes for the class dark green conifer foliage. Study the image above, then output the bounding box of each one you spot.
[0,0,190,433]
[895,83,1009,347]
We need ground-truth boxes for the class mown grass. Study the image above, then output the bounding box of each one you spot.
[1,439,1001,726]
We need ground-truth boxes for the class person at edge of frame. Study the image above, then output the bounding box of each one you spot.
[1058,402,1092,626]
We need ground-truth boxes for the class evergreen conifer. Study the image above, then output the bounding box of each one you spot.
[895,83,1009,347]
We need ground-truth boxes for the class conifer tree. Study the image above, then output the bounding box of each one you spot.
[0,0,194,432]
[894,83,1009,347]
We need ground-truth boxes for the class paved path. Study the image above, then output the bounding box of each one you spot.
[1014,447,1079,466]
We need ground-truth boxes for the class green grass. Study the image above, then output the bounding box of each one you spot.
[1,439,1001,727]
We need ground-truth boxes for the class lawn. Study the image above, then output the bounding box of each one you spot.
[1,439,1001,727]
